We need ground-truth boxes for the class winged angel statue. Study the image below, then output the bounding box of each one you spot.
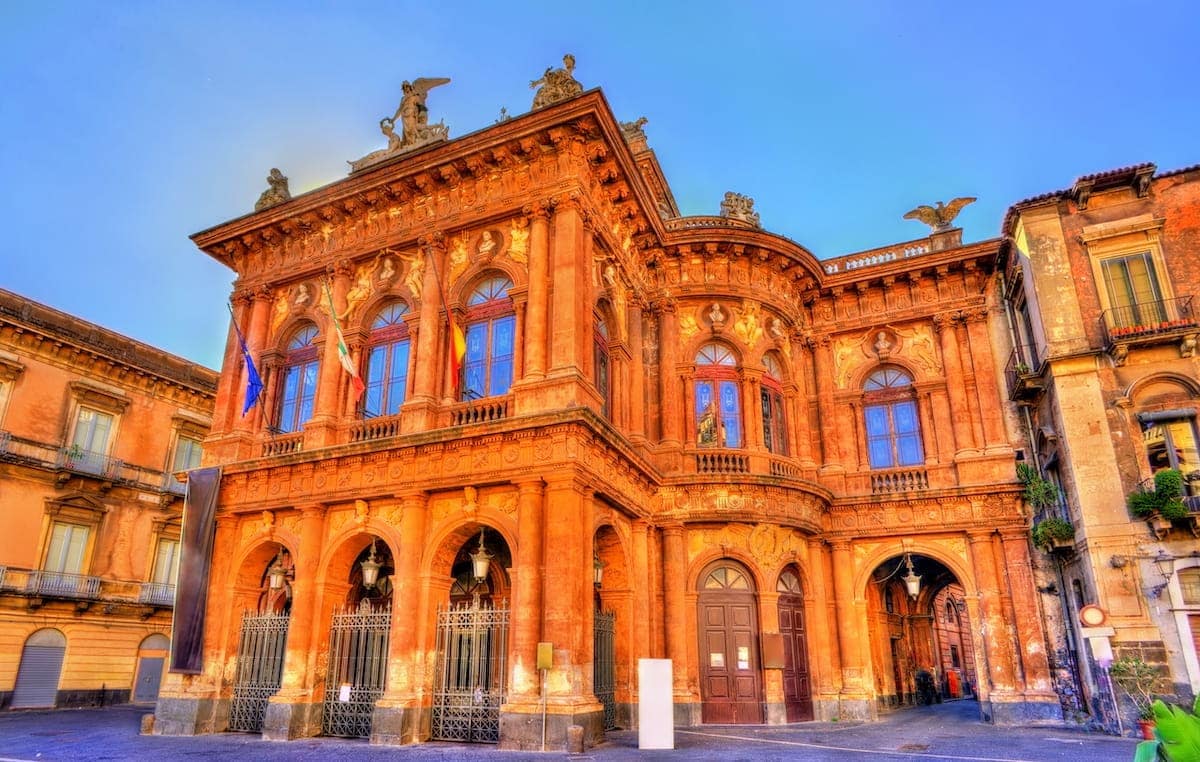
[349,77,451,172]
[903,197,977,232]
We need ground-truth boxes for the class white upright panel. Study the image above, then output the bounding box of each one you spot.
[638,658,674,750]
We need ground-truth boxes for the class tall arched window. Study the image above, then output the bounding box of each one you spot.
[363,301,411,417]
[695,342,741,448]
[462,276,515,400]
[276,325,318,433]
[863,367,923,468]
[761,353,788,455]
[594,312,610,419]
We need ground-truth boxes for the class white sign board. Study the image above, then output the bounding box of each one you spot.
[638,658,674,750]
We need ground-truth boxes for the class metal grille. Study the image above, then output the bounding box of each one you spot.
[431,601,509,743]
[228,610,290,733]
[594,610,617,729]
[321,602,391,738]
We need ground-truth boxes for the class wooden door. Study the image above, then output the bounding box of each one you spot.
[698,564,763,724]
[778,590,813,722]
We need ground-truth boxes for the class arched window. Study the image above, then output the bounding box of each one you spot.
[594,313,610,418]
[863,367,923,469]
[695,343,741,448]
[761,353,788,455]
[276,325,318,434]
[363,301,411,417]
[462,276,516,400]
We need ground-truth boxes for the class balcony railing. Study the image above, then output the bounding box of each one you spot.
[1101,295,1197,346]
[56,447,123,479]
[0,430,184,496]
[162,471,186,496]
[138,582,176,607]
[695,449,750,475]
[1004,345,1044,401]
[350,413,403,443]
[870,467,930,494]
[262,432,303,457]
[25,570,102,599]
[447,397,509,426]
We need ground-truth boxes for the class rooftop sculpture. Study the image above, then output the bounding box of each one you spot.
[903,197,977,232]
[530,54,583,110]
[349,77,451,172]
[720,191,761,228]
[254,168,291,211]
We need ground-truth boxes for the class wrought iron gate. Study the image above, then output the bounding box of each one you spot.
[594,610,616,729]
[431,601,509,743]
[321,602,391,738]
[228,611,290,732]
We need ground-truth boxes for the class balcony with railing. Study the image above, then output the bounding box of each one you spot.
[138,582,176,607]
[1101,295,1197,358]
[0,430,184,496]
[23,570,102,599]
[1005,344,1045,401]
[57,447,124,480]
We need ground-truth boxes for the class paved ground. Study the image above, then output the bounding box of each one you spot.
[0,700,1139,761]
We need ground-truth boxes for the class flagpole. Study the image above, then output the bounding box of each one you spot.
[227,302,264,417]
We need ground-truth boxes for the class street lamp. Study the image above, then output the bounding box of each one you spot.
[902,553,922,600]
[470,528,493,583]
[360,538,382,589]
[267,548,288,591]
[594,554,605,588]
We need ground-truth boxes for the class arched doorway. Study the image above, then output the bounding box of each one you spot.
[322,536,394,739]
[132,633,170,703]
[13,629,67,708]
[431,525,512,744]
[777,567,813,722]
[229,544,292,733]
[697,560,764,724]
[867,552,975,709]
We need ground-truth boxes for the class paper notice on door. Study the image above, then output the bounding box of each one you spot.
[736,646,750,670]
[709,652,725,668]
[339,683,352,702]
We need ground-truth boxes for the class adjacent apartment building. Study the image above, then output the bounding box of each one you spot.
[0,287,216,709]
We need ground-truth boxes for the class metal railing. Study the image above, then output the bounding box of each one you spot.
[138,582,176,607]
[1005,344,1044,400]
[25,570,102,599]
[1101,295,1196,344]
[0,430,185,496]
[56,447,123,479]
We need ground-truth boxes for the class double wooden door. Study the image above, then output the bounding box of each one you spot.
[698,579,763,724]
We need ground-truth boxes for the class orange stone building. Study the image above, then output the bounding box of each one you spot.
[1000,163,1200,728]
[153,69,1060,749]
[0,287,216,709]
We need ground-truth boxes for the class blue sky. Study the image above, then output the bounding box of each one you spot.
[2,1,1197,369]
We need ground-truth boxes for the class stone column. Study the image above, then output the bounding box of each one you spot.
[661,524,690,718]
[411,236,445,402]
[967,531,1017,713]
[657,303,681,447]
[523,203,551,380]
[549,196,584,374]
[371,492,429,745]
[743,369,764,450]
[953,318,986,450]
[506,480,545,703]
[630,520,652,686]
[830,540,870,719]
[235,288,272,435]
[806,539,840,718]
[315,264,350,420]
[965,308,1007,451]
[997,529,1060,721]
[934,313,978,455]
[262,504,326,740]
[626,303,647,442]
[758,589,785,723]
[810,336,841,470]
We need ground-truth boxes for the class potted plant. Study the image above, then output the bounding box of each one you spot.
[1128,468,1189,538]
[1109,656,1165,739]
[1017,463,1059,512]
[1031,516,1074,552]
[1134,698,1200,762]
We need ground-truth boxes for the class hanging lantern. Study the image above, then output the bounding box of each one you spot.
[360,538,382,589]
[267,549,288,591]
[903,554,922,599]
[470,528,493,582]
[593,554,605,588]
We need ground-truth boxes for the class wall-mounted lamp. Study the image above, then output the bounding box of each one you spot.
[470,528,493,583]
[267,548,288,590]
[594,554,605,588]
[1147,550,1175,598]
[903,554,922,600]
[360,538,382,589]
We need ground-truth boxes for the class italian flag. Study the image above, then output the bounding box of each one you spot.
[324,281,365,401]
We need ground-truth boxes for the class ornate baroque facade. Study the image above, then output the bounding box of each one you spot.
[0,288,216,709]
[153,81,1062,749]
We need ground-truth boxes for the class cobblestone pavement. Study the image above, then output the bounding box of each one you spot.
[0,700,1138,761]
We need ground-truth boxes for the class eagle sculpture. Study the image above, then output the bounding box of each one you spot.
[903,197,977,232]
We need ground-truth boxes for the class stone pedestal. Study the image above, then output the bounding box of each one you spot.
[152,695,229,736]
[260,696,321,740]
[370,701,428,745]
[498,705,603,752]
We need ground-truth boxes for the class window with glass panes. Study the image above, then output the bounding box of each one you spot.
[1142,416,1200,497]
[363,302,411,417]
[45,522,89,575]
[863,367,923,469]
[153,539,181,586]
[276,325,319,433]
[761,353,788,455]
[71,407,113,472]
[594,314,610,418]
[462,276,515,400]
[694,343,741,448]
[171,435,203,472]
[1101,251,1165,328]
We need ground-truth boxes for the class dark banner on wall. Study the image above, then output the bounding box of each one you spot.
[169,466,221,674]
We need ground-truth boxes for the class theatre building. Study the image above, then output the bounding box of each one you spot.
[0,287,216,709]
[154,65,1060,749]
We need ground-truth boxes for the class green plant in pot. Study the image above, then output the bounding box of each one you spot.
[1129,469,1189,527]
[1134,697,1200,761]
[1109,656,1165,730]
[1017,463,1059,511]
[1031,516,1074,549]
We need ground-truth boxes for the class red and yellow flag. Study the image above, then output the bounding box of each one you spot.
[449,318,467,394]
